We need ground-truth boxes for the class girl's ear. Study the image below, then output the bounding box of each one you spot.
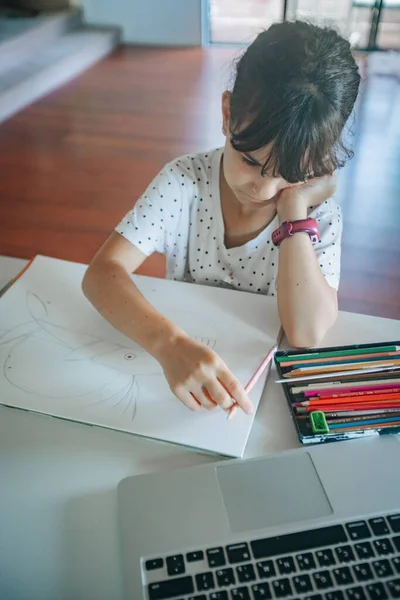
[221,90,231,136]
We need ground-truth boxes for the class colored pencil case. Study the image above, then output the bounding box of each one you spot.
[274,339,400,445]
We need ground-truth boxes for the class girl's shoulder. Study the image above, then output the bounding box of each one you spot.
[165,148,222,182]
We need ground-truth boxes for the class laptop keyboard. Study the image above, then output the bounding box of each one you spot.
[142,513,400,599]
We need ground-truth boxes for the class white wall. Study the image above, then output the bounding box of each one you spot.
[82,0,204,46]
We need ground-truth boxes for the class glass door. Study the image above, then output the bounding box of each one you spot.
[207,0,400,49]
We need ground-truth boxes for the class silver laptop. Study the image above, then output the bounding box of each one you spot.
[118,437,400,599]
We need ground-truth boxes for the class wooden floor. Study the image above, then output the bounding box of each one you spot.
[0,46,399,319]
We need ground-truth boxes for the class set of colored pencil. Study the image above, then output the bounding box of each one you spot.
[278,343,400,436]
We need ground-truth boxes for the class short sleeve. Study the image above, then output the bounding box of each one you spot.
[311,198,343,290]
[115,163,183,256]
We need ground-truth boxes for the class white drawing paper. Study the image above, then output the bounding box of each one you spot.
[0,256,281,457]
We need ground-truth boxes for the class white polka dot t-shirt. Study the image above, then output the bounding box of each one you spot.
[116,148,342,295]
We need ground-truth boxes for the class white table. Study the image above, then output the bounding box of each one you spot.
[1,256,399,600]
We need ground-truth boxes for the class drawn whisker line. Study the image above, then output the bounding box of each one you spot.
[121,380,139,419]
[113,379,135,411]
[82,377,134,408]
[131,388,138,421]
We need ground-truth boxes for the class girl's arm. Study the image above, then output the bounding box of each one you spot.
[276,176,339,348]
[82,232,252,414]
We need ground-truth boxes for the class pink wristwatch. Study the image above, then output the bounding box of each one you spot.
[271,218,320,247]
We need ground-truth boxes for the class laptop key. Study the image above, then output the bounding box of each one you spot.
[272,577,292,598]
[226,543,251,564]
[148,576,194,600]
[207,547,226,568]
[335,545,355,563]
[316,548,336,567]
[256,560,275,579]
[187,551,204,562]
[313,570,333,590]
[354,562,374,582]
[387,578,400,598]
[366,582,388,600]
[251,525,346,559]
[195,571,215,591]
[393,535,400,552]
[325,592,345,600]
[236,563,256,583]
[252,582,272,599]
[292,573,313,593]
[277,556,296,575]
[393,557,400,574]
[346,587,367,600]
[209,592,228,600]
[354,541,374,560]
[333,566,354,586]
[187,596,206,600]
[303,596,322,600]
[231,587,251,599]
[296,552,316,570]
[346,521,371,541]
[146,558,163,570]
[369,517,390,536]
[166,554,185,576]
[216,567,235,587]
[388,514,400,533]
[373,558,394,578]
[374,538,394,555]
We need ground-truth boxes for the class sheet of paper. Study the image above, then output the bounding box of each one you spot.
[0,256,281,457]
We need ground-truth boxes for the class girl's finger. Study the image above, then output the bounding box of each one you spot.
[193,387,218,410]
[204,378,234,410]
[173,387,202,412]
[218,368,254,415]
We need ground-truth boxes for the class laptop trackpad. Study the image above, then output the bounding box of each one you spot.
[216,452,332,533]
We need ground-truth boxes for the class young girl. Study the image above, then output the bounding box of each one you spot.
[82,20,360,417]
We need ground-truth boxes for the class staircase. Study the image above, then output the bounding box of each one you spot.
[0,7,120,123]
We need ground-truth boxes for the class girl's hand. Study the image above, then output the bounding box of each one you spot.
[277,174,336,222]
[157,334,254,415]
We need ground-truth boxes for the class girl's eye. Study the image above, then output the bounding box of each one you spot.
[240,155,259,168]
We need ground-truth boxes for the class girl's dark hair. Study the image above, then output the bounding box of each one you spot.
[229,21,361,183]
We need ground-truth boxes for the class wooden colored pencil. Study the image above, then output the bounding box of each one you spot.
[325,413,400,425]
[276,345,400,363]
[297,401,400,413]
[296,408,400,417]
[228,344,278,420]
[307,388,400,401]
[329,420,400,432]
[293,378,400,394]
[279,350,400,368]
[276,365,400,384]
[295,393,400,407]
[305,384,400,398]
[289,359,400,376]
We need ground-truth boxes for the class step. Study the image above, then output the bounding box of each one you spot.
[0,26,120,124]
[0,8,82,74]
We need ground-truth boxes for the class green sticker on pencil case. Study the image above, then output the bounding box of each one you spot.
[310,411,329,434]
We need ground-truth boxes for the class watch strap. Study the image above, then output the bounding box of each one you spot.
[271,218,320,247]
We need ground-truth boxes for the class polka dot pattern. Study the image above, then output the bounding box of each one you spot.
[115,148,343,295]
